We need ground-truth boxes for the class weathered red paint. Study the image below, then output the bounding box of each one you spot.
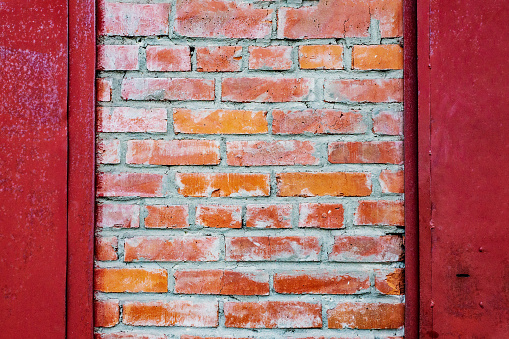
[419,0,509,337]
[403,0,419,338]
[0,0,68,337]
[67,0,96,337]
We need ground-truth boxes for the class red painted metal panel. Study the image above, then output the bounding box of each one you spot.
[67,0,96,337]
[0,0,68,337]
[420,0,509,337]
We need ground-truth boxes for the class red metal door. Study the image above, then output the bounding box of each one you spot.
[419,0,509,337]
[0,0,68,337]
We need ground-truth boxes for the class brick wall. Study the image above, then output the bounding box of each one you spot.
[94,0,405,338]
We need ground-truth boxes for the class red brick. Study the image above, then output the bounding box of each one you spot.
[126,140,220,165]
[224,301,322,328]
[324,79,403,103]
[222,78,314,102]
[272,109,367,135]
[95,268,168,292]
[174,109,268,134]
[195,205,242,228]
[123,301,218,327]
[196,46,242,72]
[97,107,167,133]
[96,78,112,102]
[329,236,404,262]
[121,78,214,101]
[174,0,272,39]
[99,3,170,36]
[352,45,403,70]
[97,45,139,70]
[227,140,318,166]
[245,204,292,229]
[145,205,189,229]
[355,200,404,226]
[375,268,405,295]
[327,302,404,329]
[226,236,320,261]
[97,139,120,164]
[146,46,191,72]
[276,172,371,197]
[95,237,118,261]
[96,204,140,229]
[176,173,270,197]
[328,141,403,164]
[278,0,370,39]
[371,0,403,37]
[373,111,403,135]
[299,45,343,69]
[94,300,119,328]
[249,46,293,70]
[274,270,369,294]
[124,236,220,262]
[174,270,269,295]
[299,203,344,229]
[380,170,404,194]
[95,333,166,339]
[180,337,251,339]
[97,173,163,197]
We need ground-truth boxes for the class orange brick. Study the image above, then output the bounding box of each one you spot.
[95,333,166,339]
[126,140,220,165]
[276,172,371,197]
[274,270,369,294]
[329,236,404,262]
[94,268,168,292]
[96,78,112,102]
[96,204,140,228]
[121,78,214,101]
[146,46,191,71]
[227,140,318,166]
[245,204,292,229]
[96,173,163,197]
[95,237,118,261]
[249,46,292,70]
[97,107,167,133]
[124,236,220,262]
[373,110,403,135]
[98,3,170,36]
[145,205,189,229]
[299,45,343,69]
[97,45,139,70]
[174,270,269,295]
[327,302,404,329]
[181,336,251,339]
[353,45,403,70]
[375,268,405,295]
[196,46,242,72]
[299,203,344,229]
[328,141,403,164]
[224,301,322,328]
[355,200,404,226]
[97,139,120,164]
[324,79,403,103]
[176,173,270,197]
[226,236,320,261]
[272,109,367,135]
[222,77,314,102]
[196,205,241,229]
[94,300,119,328]
[380,170,404,194]
[123,301,218,327]
[174,0,272,38]
[174,109,268,134]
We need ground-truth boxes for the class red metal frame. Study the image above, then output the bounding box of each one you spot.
[66,0,96,337]
[403,0,419,338]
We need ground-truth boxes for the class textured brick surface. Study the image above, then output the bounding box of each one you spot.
[95,0,404,336]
